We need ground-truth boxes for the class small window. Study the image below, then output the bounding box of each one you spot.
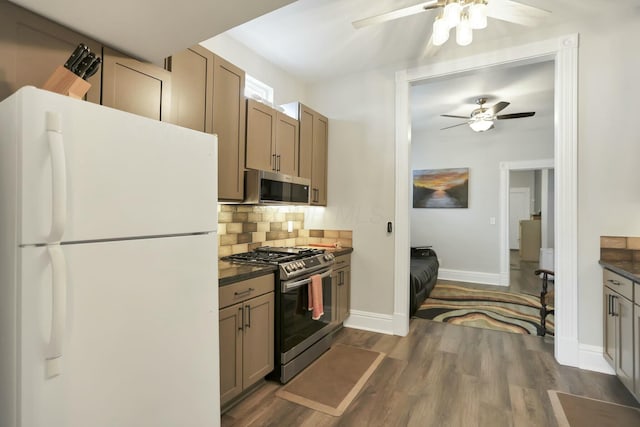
[245,74,274,104]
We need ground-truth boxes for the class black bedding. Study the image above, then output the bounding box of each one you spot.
[410,247,439,316]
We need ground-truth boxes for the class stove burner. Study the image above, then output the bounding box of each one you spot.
[223,247,323,265]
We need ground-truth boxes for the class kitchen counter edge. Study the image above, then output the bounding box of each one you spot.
[599,260,640,282]
[219,261,277,287]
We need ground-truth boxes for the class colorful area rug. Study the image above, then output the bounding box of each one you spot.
[276,344,385,416]
[414,283,554,336]
[548,390,640,426]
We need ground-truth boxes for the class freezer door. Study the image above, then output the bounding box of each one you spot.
[20,234,219,427]
[14,87,217,245]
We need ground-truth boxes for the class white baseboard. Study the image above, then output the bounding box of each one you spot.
[578,344,615,374]
[343,310,394,335]
[438,268,506,287]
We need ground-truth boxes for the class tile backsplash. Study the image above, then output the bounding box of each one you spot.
[218,205,352,257]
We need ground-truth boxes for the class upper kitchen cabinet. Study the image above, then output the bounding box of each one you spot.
[102,47,171,122]
[0,1,102,104]
[298,104,328,206]
[213,55,246,201]
[165,45,213,133]
[246,98,299,176]
[167,49,246,201]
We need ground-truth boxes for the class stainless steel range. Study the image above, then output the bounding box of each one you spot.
[223,247,337,383]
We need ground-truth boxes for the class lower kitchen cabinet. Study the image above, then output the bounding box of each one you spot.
[634,283,640,398]
[102,46,172,122]
[332,254,351,323]
[219,273,274,407]
[602,268,635,393]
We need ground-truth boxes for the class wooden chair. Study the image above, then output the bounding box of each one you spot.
[534,269,554,336]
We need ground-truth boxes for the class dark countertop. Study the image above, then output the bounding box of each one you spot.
[218,261,276,287]
[599,260,640,282]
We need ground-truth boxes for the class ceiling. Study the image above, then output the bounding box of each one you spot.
[220,0,639,83]
[8,0,296,63]
[410,59,555,134]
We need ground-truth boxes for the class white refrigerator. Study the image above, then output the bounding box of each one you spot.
[0,87,220,427]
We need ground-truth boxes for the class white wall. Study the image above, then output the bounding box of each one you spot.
[511,170,536,213]
[410,128,553,276]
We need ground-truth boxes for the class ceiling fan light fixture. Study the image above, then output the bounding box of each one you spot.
[469,119,493,132]
[456,13,473,46]
[432,15,450,46]
[468,0,488,30]
[443,0,462,29]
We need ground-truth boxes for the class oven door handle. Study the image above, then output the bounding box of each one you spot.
[282,269,332,292]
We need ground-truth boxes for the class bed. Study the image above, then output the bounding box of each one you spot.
[410,246,439,316]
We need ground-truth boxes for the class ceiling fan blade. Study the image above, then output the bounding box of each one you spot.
[441,122,469,130]
[487,0,551,27]
[352,1,439,29]
[441,114,469,119]
[496,112,536,120]
[486,101,510,115]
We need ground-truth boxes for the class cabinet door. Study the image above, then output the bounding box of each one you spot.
[275,112,299,176]
[634,304,640,397]
[242,292,274,388]
[102,47,172,122]
[214,56,246,201]
[331,270,340,322]
[603,287,616,367]
[338,267,351,322]
[616,295,634,391]
[0,1,102,104]
[167,45,213,133]
[311,114,328,206]
[246,99,276,171]
[298,105,314,180]
[219,303,243,406]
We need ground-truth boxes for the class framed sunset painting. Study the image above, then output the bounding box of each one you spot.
[413,168,469,208]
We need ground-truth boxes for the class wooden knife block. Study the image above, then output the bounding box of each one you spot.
[41,65,91,99]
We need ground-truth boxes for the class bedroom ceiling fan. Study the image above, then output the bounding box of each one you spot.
[352,0,550,47]
[441,97,535,132]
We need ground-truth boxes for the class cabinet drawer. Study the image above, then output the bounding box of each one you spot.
[219,274,274,309]
[603,269,633,300]
[334,254,351,269]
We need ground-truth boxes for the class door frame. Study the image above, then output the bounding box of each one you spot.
[500,159,554,286]
[394,34,579,367]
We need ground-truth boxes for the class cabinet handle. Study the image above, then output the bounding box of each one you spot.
[246,305,251,328]
[611,295,617,317]
[234,287,254,298]
[238,307,244,331]
[277,154,281,171]
[272,154,277,171]
[608,294,612,316]
[607,279,621,286]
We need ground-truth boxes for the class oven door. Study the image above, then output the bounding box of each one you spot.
[279,268,335,364]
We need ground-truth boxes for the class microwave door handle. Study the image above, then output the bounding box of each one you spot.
[282,269,332,292]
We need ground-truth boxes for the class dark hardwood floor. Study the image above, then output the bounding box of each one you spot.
[221,320,637,426]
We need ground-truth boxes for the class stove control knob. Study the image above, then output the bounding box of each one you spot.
[297,261,304,269]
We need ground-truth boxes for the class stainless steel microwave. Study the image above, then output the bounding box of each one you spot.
[244,170,310,205]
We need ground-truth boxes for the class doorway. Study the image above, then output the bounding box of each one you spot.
[394,35,579,367]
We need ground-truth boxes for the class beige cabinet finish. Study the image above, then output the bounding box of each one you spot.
[519,219,541,262]
[219,274,274,407]
[167,49,246,200]
[634,300,640,397]
[166,45,213,133]
[603,269,635,394]
[0,1,101,104]
[102,47,171,122]
[297,104,328,205]
[213,56,246,201]
[332,254,351,323]
[246,99,299,175]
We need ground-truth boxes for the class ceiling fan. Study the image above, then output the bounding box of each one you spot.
[352,0,550,47]
[441,97,535,132]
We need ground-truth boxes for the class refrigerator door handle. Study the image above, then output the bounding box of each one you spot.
[46,244,67,362]
[47,112,67,243]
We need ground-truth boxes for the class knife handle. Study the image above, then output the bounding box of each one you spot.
[82,57,102,80]
[65,44,90,73]
[74,52,95,77]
